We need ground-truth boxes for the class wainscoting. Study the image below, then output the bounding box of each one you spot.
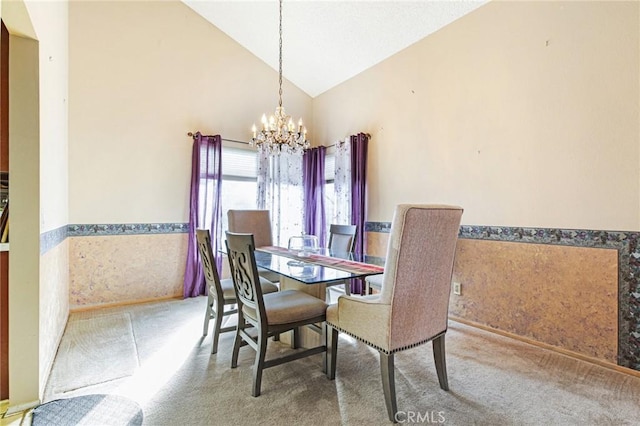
[68,233,187,308]
[365,222,639,372]
[43,221,639,371]
[451,239,617,363]
[42,224,188,310]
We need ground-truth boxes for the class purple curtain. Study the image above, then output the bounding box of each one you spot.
[350,132,369,294]
[183,132,223,298]
[302,146,327,246]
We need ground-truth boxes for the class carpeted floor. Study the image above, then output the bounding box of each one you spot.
[43,297,640,425]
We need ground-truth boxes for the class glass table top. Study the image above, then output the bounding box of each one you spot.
[254,248,383,285]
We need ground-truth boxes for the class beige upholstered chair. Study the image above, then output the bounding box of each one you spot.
[227,210,273,247]
[326,224,358,298]
[326,204,463,422]
[227,209,281,283]
[226,231,328,397]
[196,229,278,354]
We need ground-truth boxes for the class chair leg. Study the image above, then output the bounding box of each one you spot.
[252,330,268,397]
[231,318,244,369]
[326,326,338,380]
[432,334,449,391]
[210,298,224,354]
[202,292,214,336]
[322,322,327,374]
[380,352,398,423]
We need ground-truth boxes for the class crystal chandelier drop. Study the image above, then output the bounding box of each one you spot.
[251,0,309,155]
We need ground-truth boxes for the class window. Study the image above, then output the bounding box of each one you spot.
[324,151,336,238]
[220,145,258,231]
[220,145,340,247]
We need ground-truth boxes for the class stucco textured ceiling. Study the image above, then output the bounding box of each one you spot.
[182,0,488,97]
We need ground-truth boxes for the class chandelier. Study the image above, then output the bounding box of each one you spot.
[251,0,309,155]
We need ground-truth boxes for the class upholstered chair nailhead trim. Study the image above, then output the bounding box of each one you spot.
[327,322,446,355]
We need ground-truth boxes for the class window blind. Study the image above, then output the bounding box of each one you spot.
[222,146,257,179]
[324,153,335,182]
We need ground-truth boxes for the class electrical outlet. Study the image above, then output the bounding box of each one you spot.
[453,282,462,295]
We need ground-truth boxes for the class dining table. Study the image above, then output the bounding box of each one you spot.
[254,245,384,347]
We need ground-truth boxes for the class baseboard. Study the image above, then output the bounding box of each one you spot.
[40,307,70,398]
[449,316,640,379]
[69,295,183,313]
[4,399,39,416]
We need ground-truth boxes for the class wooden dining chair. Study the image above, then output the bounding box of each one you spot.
[326,224,357,298]
[225,231,328,397]
[328,224,357,253]
[196,229,278,354]
[326,204,463,422]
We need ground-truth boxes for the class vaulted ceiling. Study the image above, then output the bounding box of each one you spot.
[182,1,488,97]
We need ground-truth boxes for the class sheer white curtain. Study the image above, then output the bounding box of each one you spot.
[333,137,351,226]
[257,147,304,246]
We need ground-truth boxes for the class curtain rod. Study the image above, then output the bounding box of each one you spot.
[187,132,371,148]
[326,133,371,148]
[187,132,249,145]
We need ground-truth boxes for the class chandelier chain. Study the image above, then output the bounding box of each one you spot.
[278,0,283,108]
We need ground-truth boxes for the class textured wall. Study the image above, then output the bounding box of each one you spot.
[69,234,187,308]
[450,239,617,363]
[365,228,619,365]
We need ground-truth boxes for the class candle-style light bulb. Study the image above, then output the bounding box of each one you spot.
[261,114,267,131]
[251,124,257,139]
[298,118,303,133]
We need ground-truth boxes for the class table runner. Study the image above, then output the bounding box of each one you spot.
[257,246,384,275]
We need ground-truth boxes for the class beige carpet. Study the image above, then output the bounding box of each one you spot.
[43,297,640,425]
